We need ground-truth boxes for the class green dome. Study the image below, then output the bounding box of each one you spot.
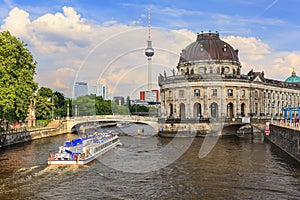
[285,69,300,83]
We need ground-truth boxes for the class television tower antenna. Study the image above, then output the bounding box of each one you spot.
[145,6,154,91]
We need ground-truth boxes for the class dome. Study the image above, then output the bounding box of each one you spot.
[179,32,239,63]
[285,69,300,83]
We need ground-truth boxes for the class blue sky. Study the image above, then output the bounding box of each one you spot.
[1,0,300,97]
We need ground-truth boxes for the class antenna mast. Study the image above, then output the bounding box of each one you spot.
[145,6,154,91]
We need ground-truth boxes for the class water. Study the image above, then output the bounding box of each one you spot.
[0,124,300,199]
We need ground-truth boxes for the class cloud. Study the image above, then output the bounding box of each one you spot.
[1,6,299,98]
[1,7,31,38]
[223,35,271,61]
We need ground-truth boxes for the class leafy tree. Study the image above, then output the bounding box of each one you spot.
[0,31,38,122]
[36,87,53,120]
[95,96,112,115]
[73,95,96,116]
[130,104,149,113]
[53,91,66,118]
[36,95,53,120]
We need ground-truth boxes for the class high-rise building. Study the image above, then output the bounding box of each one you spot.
[89,83,109,100]
[74,82,88,98]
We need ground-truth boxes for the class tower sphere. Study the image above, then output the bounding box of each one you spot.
[145,40,154,57]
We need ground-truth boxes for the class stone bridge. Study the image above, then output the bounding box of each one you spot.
[66,115,268,136]
[66,115,159,133]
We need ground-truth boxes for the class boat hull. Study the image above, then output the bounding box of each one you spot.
[48,140,121,166]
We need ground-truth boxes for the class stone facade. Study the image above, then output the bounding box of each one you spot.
[158,32,300,134]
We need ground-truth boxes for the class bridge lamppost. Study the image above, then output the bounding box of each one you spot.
[75,105,78,117]
[67,103,70,119]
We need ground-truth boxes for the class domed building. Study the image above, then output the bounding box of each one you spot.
[158,31,300,136]
[285,68,300,83]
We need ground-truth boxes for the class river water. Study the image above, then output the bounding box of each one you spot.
[0,123,299,199]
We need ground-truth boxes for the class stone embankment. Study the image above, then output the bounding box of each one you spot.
[0,120,67,148]
[265,121,300,162]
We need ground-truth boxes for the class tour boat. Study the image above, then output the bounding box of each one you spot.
[48,131,121,165]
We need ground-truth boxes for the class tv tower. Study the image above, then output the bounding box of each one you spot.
[145,6,154,91]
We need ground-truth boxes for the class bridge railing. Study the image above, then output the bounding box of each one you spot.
[67,115,158,122]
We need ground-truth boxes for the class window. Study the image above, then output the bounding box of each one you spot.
[228,89,233,97]
[223,44,227,52]
[211,89,217,97]
[169,90,172,97]
[194,89,200,97]
[199,67,205,74]
[179,90,184,98]
[210,67,213,74]
[241,90,245,97]
[224,67,230,73]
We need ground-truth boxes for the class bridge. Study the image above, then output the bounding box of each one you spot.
[65,115,159,133]
[66,115,268,136]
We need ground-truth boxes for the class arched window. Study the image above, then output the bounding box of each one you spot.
[210,103,218,118]
[169,103,173,118]
[190,68,194,75]
[180,103,186,119]
[241,103,245,117]
[194,103,202,118]
[227,103,234,117]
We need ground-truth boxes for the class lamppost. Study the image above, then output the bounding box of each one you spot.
[67,103,70,119]
[51,97,54,120]
[75,105,78,117]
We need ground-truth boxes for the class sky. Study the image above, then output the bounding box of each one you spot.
[1,0,300,98]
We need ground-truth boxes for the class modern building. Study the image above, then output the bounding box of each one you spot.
[140,89,159,102]
[113,96,125,105]
[158,31,300,135]
[74,82,88,98]
[90,83,109,100]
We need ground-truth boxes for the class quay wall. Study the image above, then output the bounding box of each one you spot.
[0,122,68,148]
[266,124,300,162]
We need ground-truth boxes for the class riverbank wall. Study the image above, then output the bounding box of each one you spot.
[0,121,68,148]
[265,123,300,162]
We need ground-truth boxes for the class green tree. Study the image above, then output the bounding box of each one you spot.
[0,31,38,122]
[95,96,112,115]
[53,91,66,118]
[36,87,53,120]
[73,95,96,116]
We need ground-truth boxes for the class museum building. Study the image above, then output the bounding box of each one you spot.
[158,31,300,129]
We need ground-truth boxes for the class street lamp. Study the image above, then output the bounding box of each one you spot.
[67,103,70,119]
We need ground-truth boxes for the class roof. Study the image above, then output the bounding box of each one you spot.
[285,69,300,83]
[179,32,239,64]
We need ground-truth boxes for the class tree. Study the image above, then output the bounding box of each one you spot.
[36,87,53,120]
[95,96,112,115]
[53,91,66,118]
[0,31,38,122]
[72,95,96,116]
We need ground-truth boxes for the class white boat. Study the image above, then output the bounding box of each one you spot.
[48,131,121,165]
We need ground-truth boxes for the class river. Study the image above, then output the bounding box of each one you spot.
[0,123,299,199]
